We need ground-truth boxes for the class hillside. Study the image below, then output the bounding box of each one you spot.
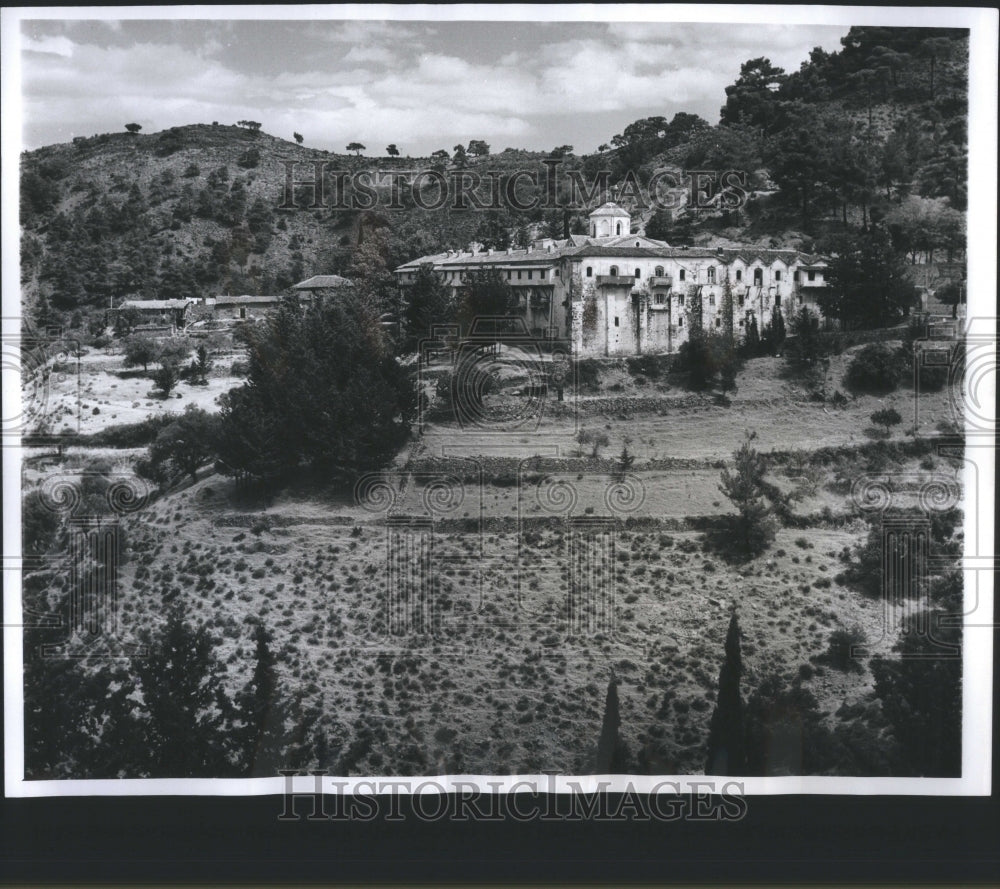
[19,26,968,325]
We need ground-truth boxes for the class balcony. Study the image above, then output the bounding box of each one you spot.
[649,276,673,288]
[596,275,638,287]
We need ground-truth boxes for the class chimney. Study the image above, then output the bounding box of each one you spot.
[506,247,512,255]
[488,248,494,256]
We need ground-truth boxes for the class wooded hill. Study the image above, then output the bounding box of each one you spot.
[20,26,967,321]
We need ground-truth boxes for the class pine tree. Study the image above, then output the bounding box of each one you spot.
[706,611,746,774]
[403,263,452,349]
[718,430,777,558]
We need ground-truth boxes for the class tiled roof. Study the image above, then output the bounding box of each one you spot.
[213,295,281,305]
[293,274,353,290]
[119,299,192,310]
[395,244,828,272]
[589,201,630,217]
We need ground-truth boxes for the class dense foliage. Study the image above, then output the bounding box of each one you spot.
[215,293,416,483]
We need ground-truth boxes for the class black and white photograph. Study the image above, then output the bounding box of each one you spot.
[2,5,995,804]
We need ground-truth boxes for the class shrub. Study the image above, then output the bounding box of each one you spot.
[626,354,671,380]
[152,362,178,397]
[825,626,868,672]
[573,358,601,391]
[676,329,741,391]
[845,344,901,394]
[237,147,261,168]
[576,428,610,458]
[918,356,951,392]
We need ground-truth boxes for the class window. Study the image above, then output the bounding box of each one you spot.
[707,267,716,283]
[736,269,742,282]
[586,266,593,277]
[679,269,686,282]
[793,270,799,282]
[654,292,665,305]
[715,317,721,328]
[609,265,619,276]
[555,267,560,277]
[507,270,512,280]
[655,266,664,276]
[807,271,816,282]
[678,294,685,306]
[709,294,715,306]
[528,270,533,280]
[775,293,781,307]
[614,316,620,327]
[738,293,745,307]
[616,222,622,235]
[754,268,763,285]
[678,317,683,327]
[775,270,782,282]
[634,268,641,278]
[239,307,246,319]
[635,241,640,248]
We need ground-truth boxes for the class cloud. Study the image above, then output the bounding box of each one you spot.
[17,19,851,152]
[21,34,74,57]
[342,45,396,66]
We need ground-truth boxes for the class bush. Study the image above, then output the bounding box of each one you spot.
[676,330,741,391]
[573,358,601,391]
[845,344,901,394]
[576,428,610,457]
[152,362,178,397]
[85,415,174,447]
[824,626,868,672]
[237,147,261,169]
[626,354,671,380]
[918,357,951,392]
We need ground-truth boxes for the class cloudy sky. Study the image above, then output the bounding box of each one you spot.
[17,16,851,155]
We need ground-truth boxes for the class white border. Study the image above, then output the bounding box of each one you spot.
[2,4,996,798]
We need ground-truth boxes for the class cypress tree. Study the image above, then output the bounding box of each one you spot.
[595,673,630,773]
[706,611,746,774]
[744,315,761,355]
[239,622,279,775]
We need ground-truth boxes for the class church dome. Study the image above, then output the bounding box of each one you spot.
[589,201,630,218]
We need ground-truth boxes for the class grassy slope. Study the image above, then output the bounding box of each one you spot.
[104,347,962,775]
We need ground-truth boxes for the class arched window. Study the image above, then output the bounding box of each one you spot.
[654,266,664,276]
[635,241,640,248]
[753,268,763,286]
[616,222,622,235]
[609,265,619,276]
[586,266,593,277]
[634,268,641,278]
[735,269,742,282]
[707,267,716,283]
